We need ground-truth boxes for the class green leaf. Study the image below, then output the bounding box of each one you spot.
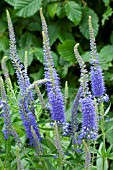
[58,30,75,43]
[102,6,113,25]
[56,3,66,18]
[99,45,113,69]
[4,0,17,6]
[48,23,60,46]
[103,0,110,6]
[65,1,82,25]
[106,130,113,145]
[34,48,44,64]
[41,137,56,152]
[81,51,90,62]
[58,40,76,63]
[108,152,113,160]
[47,3,58,18]
[79,7,99,39]
[14,0,41,17]
[19,32,40,48]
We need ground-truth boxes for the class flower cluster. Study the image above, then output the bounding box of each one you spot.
[73,44,98,140]
[40,9,65,123]
[0,77,20,145]
[6,10,41,148]
[80,96,97,139]
[89,16,105,97]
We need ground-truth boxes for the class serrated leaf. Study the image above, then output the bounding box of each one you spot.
[48,23,60,46]
[4,0,17,6]
[47,3,58,18]
[14,0,41,17]
[100,45,113,62]
[65,1,82,25]
[58,40,76,63]
[79,7,99,39]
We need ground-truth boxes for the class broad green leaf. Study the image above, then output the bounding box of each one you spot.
[47,3,58,18]
[58,30,75,43]
[14,0,41,17]
[99,45,113,62]
[48,23,60,46]
[102,6,113,25]
[58,40,76,63]
[103,0,110,6]
[81,51,90,62]
[19,32,40,47]
[79,7,99,39]
[82,45,113,70]
[65,1,82,25]
[56,3,66,18]
[4,0,17,6]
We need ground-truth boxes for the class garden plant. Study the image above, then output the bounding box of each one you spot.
[0,0,113,170]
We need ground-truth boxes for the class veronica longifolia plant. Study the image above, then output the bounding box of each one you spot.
[6,10,41,149]
[40,9,65,123]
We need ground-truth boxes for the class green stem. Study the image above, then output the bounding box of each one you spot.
[91,140,96,168]
[100,102,106,170]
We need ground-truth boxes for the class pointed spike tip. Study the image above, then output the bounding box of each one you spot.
[74,43,79,50]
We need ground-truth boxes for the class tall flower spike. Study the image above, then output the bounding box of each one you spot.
[6,10,41,148]
[74,44,98,140]
[40,8,65,123]
[0,77,21,145]
[74,43,89,97]
[89,16,105,97]
[71,87,82,139]
[1,56,17,104]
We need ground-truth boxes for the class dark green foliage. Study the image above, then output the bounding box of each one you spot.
[1,1,113,169]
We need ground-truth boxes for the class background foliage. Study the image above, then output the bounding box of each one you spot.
[1,0,113,168]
